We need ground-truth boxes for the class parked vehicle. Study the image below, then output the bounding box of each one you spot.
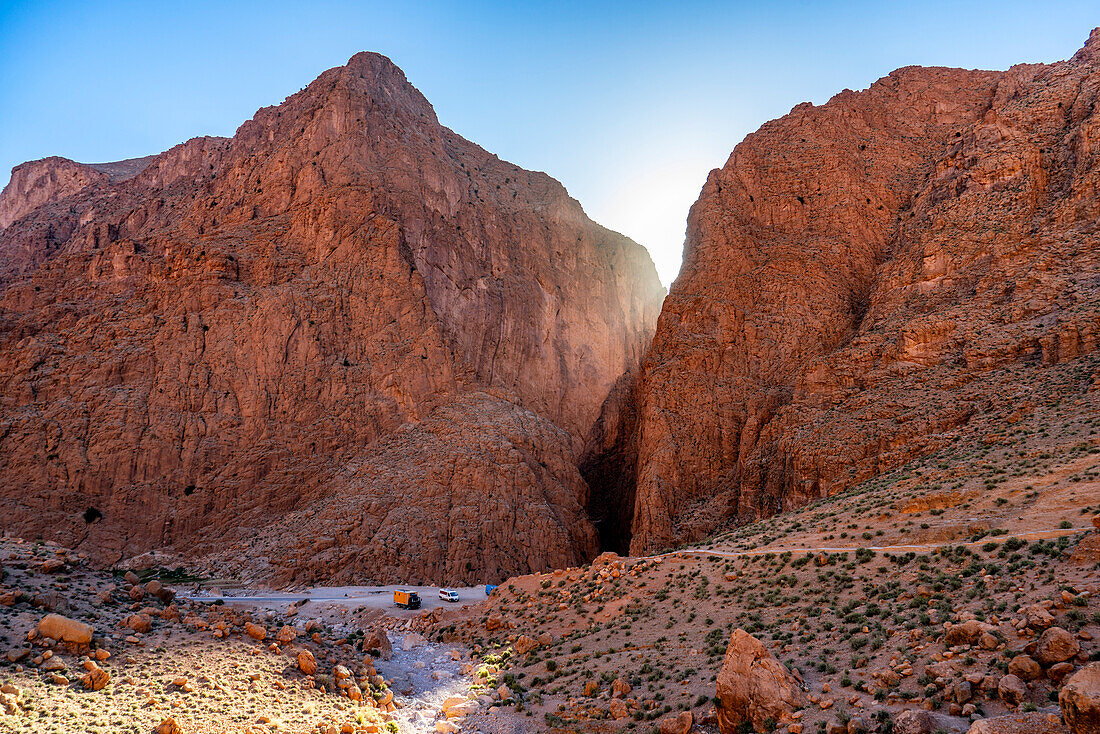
[485,584,498,596]
[393,589,421,609]
[439,588,460,602]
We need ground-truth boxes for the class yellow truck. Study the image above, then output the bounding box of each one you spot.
[393,589,421,609]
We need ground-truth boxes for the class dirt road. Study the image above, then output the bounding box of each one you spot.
[185,583,487,614]
[676,524,1094,560]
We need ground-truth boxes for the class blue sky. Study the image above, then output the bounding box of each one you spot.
[1,2,1096,284]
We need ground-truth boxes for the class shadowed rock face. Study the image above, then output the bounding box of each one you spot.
[0,52,664,583]
[586,30,1100,555]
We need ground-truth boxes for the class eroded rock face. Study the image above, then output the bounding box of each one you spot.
[0,52,663,583]
[587,29,1100,555]
[222,392,601,585]
[0,157,107,231]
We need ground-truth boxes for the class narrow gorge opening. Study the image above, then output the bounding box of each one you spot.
[580,451,637,556]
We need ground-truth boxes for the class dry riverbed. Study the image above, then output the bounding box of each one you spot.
[0,538,506,734]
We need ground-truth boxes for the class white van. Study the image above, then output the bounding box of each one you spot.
[438,588,460,602]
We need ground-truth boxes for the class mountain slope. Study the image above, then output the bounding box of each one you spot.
[0,52,665,583]
[585,30,1100,555]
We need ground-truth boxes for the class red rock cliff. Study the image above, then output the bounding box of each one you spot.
[0,52,664,583]
[587,30,1100,555]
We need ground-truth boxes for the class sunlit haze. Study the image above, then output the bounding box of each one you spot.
[1,1,1097,285]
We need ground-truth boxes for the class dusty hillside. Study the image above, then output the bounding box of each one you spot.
[584,29,1100,557]
[0,52,664,584]
[429,369,1099,732]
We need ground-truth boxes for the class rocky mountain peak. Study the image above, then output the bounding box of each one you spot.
[1072,26,1100,63]
[0,51,663,585]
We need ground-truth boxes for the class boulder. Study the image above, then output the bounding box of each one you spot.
[513,635,539,655]
[658,710,693,734]
[155,717,183,734]
[401,632,427,650]
[979,632,1000,650]
[998,674,1028,707]
[1035,628,1080,666]
[124,613,153,633]
[80,664,110,691]
[36,614,93,644]
[1048,663,1075,683]
[1060,663,1100,734]
[297,650,317,676]
[1008,655,1041,681]
[610,698,629,719]
[716,629,805,733]
[945,620,987,646]
[1023,605,1055,631]
[275,625,297,644]
[363,628,392,660]
[243,622,266,640]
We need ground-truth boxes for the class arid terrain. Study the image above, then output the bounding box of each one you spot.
[424,367,1099,734]
[3,17,1100,734]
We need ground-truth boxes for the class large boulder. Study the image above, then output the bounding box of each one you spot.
[658,711,693,734]
[37,614,93,644]
[1035,628,1080,666]
[1060,663,1100,734]
[297,650,317,676]
[716,629,805,732]
[1008,655,1041,681]
[513,635,539,655]
[363,628,392,660]
[945,620,988,646]
[998,674,1028,707]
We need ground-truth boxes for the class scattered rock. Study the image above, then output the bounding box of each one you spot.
[243,622,266,640]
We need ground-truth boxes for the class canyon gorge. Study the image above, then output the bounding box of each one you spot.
[2,32,1100,587]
